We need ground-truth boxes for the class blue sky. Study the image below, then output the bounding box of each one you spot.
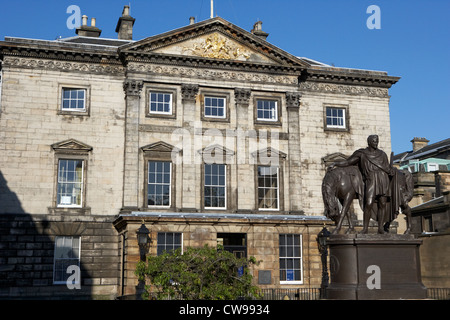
[1,0,448,153]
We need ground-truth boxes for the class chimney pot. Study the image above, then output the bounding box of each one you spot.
[189,17,196,25]
[123,5,130,16]
[76,15,102,37]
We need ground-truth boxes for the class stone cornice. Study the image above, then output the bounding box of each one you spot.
[0,41,121,65]
[2,56,125,75]
[299,81,390,98]
[122,52,303,76]
[302,68,400,89]
[127,61,299,86]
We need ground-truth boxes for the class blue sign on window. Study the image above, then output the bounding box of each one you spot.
[238,266,244,277]
[286,270,295,281]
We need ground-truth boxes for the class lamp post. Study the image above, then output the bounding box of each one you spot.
[136,223,150,261]
[317,226,330,299]
[135,223,150,300]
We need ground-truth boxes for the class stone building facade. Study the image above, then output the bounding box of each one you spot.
[0,7,399,299]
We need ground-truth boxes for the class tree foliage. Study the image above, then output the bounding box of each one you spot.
[135,244,261,300]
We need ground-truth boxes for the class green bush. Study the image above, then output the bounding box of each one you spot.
[135,244,261,300]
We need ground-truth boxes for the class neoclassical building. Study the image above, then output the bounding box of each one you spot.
[0,7,399,299]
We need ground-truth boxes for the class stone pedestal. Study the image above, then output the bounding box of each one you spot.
[326,234,427,300]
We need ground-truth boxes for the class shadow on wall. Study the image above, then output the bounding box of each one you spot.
[0,171,93,299]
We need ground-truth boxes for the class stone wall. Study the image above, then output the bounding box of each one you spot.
[298,89,392,219]
[114,214,332,297]
[419,233,450,288]
[0,214,119,299]
[0,62,125,216]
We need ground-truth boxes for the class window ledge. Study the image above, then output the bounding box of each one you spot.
[324,126,349,133]
[280,281,303,285]
[57,110,90,117]
[48,207,91,215]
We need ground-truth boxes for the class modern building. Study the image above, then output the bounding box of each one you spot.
[393,137,450,289]
[0,6,399,299]
[393,137,450,222]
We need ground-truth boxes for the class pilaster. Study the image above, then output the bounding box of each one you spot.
[122,80,143,209]
[286,92,303,213]
[234,88,253,211]
[180,84,199,210]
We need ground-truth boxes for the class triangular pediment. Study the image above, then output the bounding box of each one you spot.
[51,139,93,152]
[120,17,309,68]
[321,152,348,166]
[251,147,287,159]
[198,144,235,156]
[141,141,180,153]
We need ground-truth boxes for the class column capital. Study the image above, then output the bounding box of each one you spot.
[123,80,144,97]
[234,88,251,106]
[181,84,199,103]
[286,92,302,109]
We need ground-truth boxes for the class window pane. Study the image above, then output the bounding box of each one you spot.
[149,92,172,114]
[279,234,302,282]
[257,99,277,121]
[204,96,226,118]
[204,164,226,208]
[53,236,81,284]
[148,161,171,206]
[62,88,86,111]
[157,232,182,256]
[326,107,345,128]
[258,166,279,209]
[57,160,83,207]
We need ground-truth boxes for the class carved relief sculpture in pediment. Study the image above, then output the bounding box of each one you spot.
[182,33,251,61]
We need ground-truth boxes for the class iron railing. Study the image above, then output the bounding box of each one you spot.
[427,288,450,300]
[258,288,322,300]
[121,287,450,300]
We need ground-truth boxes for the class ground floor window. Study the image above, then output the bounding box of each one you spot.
[53,236,81,284]
[279,234,303,284]
[157,232,182,255]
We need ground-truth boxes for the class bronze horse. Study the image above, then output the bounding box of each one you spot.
[322,166,364,234]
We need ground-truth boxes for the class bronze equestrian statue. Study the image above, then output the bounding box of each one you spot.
[324,135,413,234]
[322,166,364,234]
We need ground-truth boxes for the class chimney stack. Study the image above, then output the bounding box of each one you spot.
[251,21,269,41]
[76,16,102,37]
[189,17,196,25]
[116,5,135,40]
[411,137,430,152]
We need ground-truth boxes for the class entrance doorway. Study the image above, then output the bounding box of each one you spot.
[217,233,247,258]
